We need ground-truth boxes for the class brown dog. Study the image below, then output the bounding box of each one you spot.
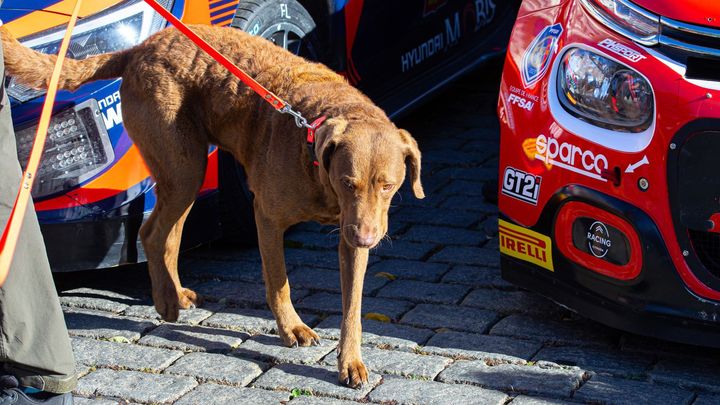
[1,24,424,387]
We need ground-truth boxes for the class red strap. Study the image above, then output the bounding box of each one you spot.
[0,0,84,286]
[306,116,328,167]
[143,0,288,111]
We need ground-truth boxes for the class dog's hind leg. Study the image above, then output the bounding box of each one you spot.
[123,93,208,322]
[254,208,320,347]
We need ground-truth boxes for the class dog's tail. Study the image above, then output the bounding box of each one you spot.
[1,26,129,91]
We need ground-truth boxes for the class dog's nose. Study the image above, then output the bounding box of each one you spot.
[354,232,376,248]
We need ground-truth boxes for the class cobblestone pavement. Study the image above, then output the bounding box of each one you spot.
[55,61,720,405]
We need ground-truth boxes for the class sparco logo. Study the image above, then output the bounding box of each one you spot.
[534,134,608,181]
[587,221,611,258]
[598,38,646,62]
[502,167,541,205]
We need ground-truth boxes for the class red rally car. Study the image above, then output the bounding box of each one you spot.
[497,0,720,346]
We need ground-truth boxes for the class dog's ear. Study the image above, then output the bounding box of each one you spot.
[315,118,347,173]
[398,129,425,199]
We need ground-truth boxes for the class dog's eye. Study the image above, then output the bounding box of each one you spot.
[382,184,394,193]
[342,178,355,191]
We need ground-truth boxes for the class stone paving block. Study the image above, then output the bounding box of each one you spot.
[462,288,565,316]
[73,398,121,405]
[429,246,500,267]
[490,315,619,347]
[443,180,486,197]
[76,369,197,404]
[60,288,142,313]
[442,265,514,289]
[122,303,217,325]
[181,259,262,282]
[288,267,389,295]
[296,292,414,320]
[289,396,360,405]
[441,195,498,214]
[315,315,434,349]
[574,375,695,405]
[71,337,183,372]
[234,334,337,365]
[369,260,449,282]
[376,280,471,305]
[400,304,500,334]
[478,215,499,236]
[182,245,262,262]
[165,352,266,386]
[392,207,482,228]
[533,346,653,378]
[285,231,339,250]
[694,394,720,405]
[650,358,720,392]
[402,225,485,246]
[510,396,575,404]
[252,364,381,401]
[284,249,343,270]
[436,166,498,182]
[423,331,541,363]
[322,346,451,379]
[138,323,248,353]
[64,309,157,341]
[437,360,586,398]
[370,240,437,261]
[202,307,281,334]
[175,383,290,405]
[619,334,720,360]
[368,376,508,405]
[423,149,485,165]
[192,280,269,306]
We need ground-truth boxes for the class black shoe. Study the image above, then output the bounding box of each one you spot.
[0,376,73,405]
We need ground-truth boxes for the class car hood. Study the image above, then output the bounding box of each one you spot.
[633,0,720,28]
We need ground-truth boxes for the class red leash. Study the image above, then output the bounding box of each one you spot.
[0,0,84,286]
[142,0,318,129]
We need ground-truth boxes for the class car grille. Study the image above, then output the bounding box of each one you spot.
[669,128,720,286]
[658,17,720,82]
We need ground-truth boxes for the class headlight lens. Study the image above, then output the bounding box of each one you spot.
[557,48,653,132]
[8,0,174,102]
[580,0,659,45]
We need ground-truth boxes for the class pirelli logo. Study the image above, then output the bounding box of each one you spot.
[499,219,554,271]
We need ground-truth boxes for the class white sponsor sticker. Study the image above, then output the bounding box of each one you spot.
[598,38,646,62]
[534,134,609,181]
[502,166,541,205]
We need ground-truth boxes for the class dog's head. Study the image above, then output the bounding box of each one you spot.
[315,118,425,249]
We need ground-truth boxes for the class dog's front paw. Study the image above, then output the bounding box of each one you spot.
[179,287,203,309]
[280,324,321,347]
[338,356,368,388]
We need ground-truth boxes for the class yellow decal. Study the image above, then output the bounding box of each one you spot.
[499,219,553,271]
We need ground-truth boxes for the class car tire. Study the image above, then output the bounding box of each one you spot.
[230,0,319,58]
[220,0,319,246]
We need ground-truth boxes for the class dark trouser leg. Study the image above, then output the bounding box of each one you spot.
[0,40,77,394]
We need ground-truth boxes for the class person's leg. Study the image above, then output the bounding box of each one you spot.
[0,40,76,394]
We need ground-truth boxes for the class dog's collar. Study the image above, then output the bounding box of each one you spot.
[306,116,328,167]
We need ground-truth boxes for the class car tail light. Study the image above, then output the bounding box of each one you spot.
[557,47,654,133]
[579,0,659,46]
[14,100,114,199]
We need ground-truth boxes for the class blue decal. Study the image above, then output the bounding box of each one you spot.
[521,23,563,88]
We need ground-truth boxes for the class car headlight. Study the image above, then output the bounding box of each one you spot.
[580,0,659,46]
[557,48,653,132]
[15,100,115,199]
[7,0,174,102]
